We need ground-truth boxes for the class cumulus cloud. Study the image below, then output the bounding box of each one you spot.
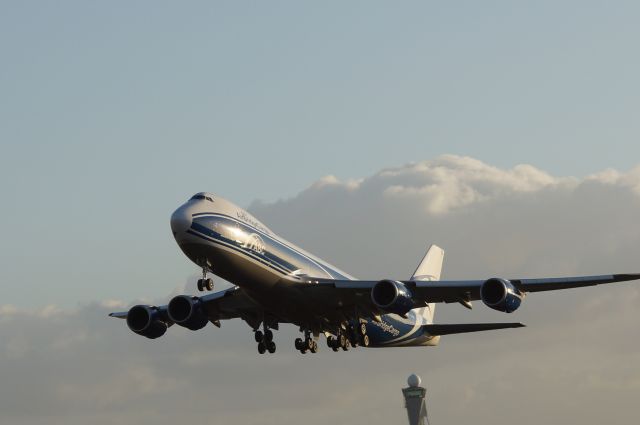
[2,155,640,425]
[250,155,640,282]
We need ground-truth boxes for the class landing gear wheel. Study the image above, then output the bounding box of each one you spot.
[204,278,214,291]
[327,336,340,351]
[360,323,367,336]
[362,334,370,347]
[295,338,304,350]
[339,334,346,349]
[310,341,318,353]
[306,338,314,351]
[342,338,350,351]
[267,341,276,353]
[254,330,264,343]
[257,342,266,354]
[264,329,273,343]
[326,336,335,348]
[197,279,204,292]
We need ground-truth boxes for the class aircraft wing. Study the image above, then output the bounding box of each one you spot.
[197,286,262,321]
[109,286,262,325]
[314,273,640,312]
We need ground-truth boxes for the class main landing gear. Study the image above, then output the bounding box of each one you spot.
[255,324,276,354]
[326,322,369,352]
[197,268,214,292]
[358,322,370,348]
[294,321,369,354]
[295,330,318,354]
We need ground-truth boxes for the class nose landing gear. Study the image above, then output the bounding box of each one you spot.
[197,268,214,292]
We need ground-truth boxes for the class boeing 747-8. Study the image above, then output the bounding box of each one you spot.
[110,192,640,354]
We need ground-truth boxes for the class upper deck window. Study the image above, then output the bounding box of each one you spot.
[190,194,214,202]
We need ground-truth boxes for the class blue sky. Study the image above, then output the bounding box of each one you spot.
[1,1,639,306]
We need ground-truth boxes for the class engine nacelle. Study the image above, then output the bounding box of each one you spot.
[371,280,414,316]
[126,305,168,339]
[480,278,523,313]
[167,295,209,331]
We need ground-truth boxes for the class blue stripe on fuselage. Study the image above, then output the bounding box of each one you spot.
[186,228,293,276]
[189,213,352,280]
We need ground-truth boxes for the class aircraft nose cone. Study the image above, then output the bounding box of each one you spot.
[170,205,192,237]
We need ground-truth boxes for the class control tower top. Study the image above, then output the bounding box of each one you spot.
[408,374,422,388]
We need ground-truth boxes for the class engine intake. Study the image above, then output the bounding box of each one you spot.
[167,295,209,331]
[480,278,523,313]
[371,280,414,316]
[126,305,167,339]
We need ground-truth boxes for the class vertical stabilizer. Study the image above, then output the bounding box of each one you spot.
[410,245,444,282]
[410,245,444,323]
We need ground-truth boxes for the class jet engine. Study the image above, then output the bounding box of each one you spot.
[167,295,209,331]
[126,305,167,339]
[480,278,523,313]
[371,279,414,315]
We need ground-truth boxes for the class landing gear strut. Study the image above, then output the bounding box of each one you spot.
[197,268,214,292]
[255,323,276,354]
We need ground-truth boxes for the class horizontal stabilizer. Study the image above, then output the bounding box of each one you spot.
[423,322,525,336]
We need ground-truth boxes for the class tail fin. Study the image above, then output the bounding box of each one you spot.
[411,245,444,323]
[410,244,445,281]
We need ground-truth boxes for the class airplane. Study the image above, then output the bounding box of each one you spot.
[110,192,640,354]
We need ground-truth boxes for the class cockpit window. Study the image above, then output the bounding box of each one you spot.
[190,194,214,202]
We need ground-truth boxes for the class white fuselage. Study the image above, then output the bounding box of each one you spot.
[170,192,438,347]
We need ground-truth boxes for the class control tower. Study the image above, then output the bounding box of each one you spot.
[402,374,428,425]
